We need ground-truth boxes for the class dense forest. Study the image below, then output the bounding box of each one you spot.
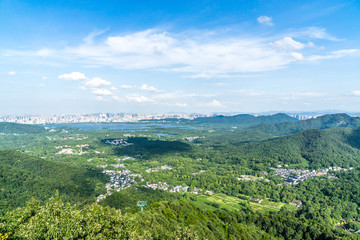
[1,114,360,239]
[0,150,108,214]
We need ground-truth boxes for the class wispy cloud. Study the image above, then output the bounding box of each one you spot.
[6,27,357,79]
[257,16,273,26]
[291,27,341,41]
[200,99,224,107]
[308,49,360,61]
[140,84,163,92]
[8,71,15,75]
[58,72,115,98]
[351,90,360,96]
[231,89,264,96]
[119,84,135,89]
[278,91,325,100]
[125,94,154,103]
[272,37,305,50]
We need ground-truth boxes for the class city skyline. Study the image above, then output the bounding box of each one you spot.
[1,0,360,115]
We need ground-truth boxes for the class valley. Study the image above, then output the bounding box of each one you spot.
[1,113,360,239]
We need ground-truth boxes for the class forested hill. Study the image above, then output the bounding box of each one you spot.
[191,113,297,127]
[246,113,360,136]
[0,150,108,214]
[0,122,46,134]
[234,127,360,169]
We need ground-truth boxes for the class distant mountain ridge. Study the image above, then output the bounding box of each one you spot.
[191,113,298,127]
[246,113,360,136]
[0,122,46,134]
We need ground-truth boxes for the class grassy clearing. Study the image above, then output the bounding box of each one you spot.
[190,193,297,213]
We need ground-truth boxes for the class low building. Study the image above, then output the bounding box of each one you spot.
[249,197,262,203]
[290,199,302,208]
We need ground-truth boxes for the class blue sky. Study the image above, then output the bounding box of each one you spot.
[1,0,360,115]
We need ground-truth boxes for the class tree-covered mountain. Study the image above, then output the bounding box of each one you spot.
[0,122,46,134]
[0,150,108,213]
[247,113,360,136]
[1,193,355,240]
[232,127,360,169]
[191,113,298,127]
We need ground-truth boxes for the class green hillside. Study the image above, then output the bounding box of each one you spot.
[0,122,46,134]
[247,113,360,136]
[0,150,108,213]
[1,193,355,240]
[233,127,360,169]
[190,113,298,127]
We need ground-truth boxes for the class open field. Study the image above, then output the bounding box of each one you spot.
[190,193,297,213]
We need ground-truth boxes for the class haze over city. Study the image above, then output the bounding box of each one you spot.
[1,0,360,115]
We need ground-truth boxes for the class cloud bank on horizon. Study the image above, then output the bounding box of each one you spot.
[1,0,360,114]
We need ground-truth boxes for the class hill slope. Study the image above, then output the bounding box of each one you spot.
[232,127,360,169]
[247,113,360,136]
[192,113,298,127]
[0,150,108,213]
[0,122,46,134]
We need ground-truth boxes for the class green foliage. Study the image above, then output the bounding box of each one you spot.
[0,122,46,134]
[248,113,360,136]
[105,137,192,158]
[229,128,360,169]
[100,187,179,213]
[2,114,360,239]
[0,193,149,239]
[0,150,108,214]
[192,113,297,127]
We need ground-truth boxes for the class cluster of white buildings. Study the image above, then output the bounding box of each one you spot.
[104,139,133,146]
[103,169,143,194]
[0,113,209,124]
[145,165,173,173]
[145,182,169,191]
[144,182,213,196]
[272,166,354,185]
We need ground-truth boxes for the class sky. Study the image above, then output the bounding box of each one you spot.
[1,0,360,115]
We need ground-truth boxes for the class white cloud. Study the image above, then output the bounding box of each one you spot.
[294,27,341,41]
[291,52,304,61]
[83,29,108,44]
[58,72,115,99]
[119,85,135,89]
[140,84,162,92]
[46,30,315,78]
[272,37,305,50]
[58,72,86,81]
[201,99,224,107]
[175,102,187,107]
[231,89,264,96]
[84,77,111,87]
[257,16,273,26]
[8,71,15,75]
[42,76,47,80]
[351,90,360,96]
[125,94,154,103]
[91,88,113,96]
[35,48,54,57]
[278,92,324,100]
[308,49,360,61]
[110,86,118,91]
[10,28,357,78]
